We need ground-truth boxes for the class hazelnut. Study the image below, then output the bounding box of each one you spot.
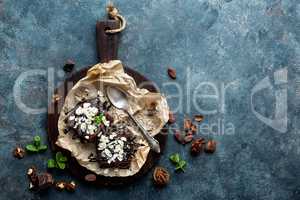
[194,115,204,122]
[27,166,38,188]
[13,147,25,159]
[167,67,176,79]
[205,140,217,153]
[65,181,76,192]
[191,138,205,155]
[153,167,170,187]
[55,181,66,191]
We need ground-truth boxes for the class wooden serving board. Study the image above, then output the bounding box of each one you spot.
[47,20,168,186]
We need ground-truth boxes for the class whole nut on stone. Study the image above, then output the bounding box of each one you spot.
[55,181,66,191]
[205,140,217,153]
[13,147,25,159]
[153,167,170,187]
[65,181,76,192]
[27,166,38,188]
[191,138,205,156]
[167,67,176,79]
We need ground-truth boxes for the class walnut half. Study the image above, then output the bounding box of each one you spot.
[153,167,170,187]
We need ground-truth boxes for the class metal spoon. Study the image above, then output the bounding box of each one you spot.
[106,86,161,153]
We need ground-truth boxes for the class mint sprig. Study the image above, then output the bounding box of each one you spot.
[169,153,187,172]
[26,135,48,153]
[94,113,104,125]
[48,152,68,170]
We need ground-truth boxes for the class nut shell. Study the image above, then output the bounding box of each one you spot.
[205,140,216,153]
[153,167,170,186]
[191,138,205,155]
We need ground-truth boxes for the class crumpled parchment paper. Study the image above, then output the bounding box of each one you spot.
[56,60,169,177]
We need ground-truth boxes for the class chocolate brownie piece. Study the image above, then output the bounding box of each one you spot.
[96,123,138,169]
[64,97,112,143]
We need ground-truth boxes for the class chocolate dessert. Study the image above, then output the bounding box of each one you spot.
[64,97,112,143]
[96,123,138,169]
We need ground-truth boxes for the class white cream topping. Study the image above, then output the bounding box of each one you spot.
[97,132,128,164]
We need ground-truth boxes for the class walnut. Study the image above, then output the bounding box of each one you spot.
[191,138,205,156]
[153,167,170,186]
[205,140,217,153]
[13,147,25,159]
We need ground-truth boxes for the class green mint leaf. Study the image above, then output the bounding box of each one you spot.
[59,156,67,162]
[175,165,185,172]
[57,162,66,170]
[47,159,56,168]
[33,136,41,147]
[169,153,180,164]
[94,113,104,125]
[178,160,186,168]
[38,145,48,151]
[175,160,186,172]
[26,144,38,152]
[55,152,63,162]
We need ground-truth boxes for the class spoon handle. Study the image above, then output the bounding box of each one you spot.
[127,112,161,153]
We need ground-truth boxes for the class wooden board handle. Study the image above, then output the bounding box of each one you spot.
[96,20,120,63]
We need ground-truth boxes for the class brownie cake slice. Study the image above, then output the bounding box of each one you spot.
[96,123,138,169]
[64,97,113,143]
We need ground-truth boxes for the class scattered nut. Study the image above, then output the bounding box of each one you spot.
[194,115,204,122]
[191,138,205,156]
[84,174,97,182]
[13,147,25,159]
[174,130,193,144]
[205,140,217,153]
[65,181,76,192]
[174,130,185,144]
[63,59,75,72]
[167,67,176,79]
[153,167,170,186]
[183,135,193,143]
[55,181,66,191]
[168,112,176,124]
[27,166,39,188]
[27,167,53,190]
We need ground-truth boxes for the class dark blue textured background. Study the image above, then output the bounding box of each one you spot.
[1,0,300,199]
